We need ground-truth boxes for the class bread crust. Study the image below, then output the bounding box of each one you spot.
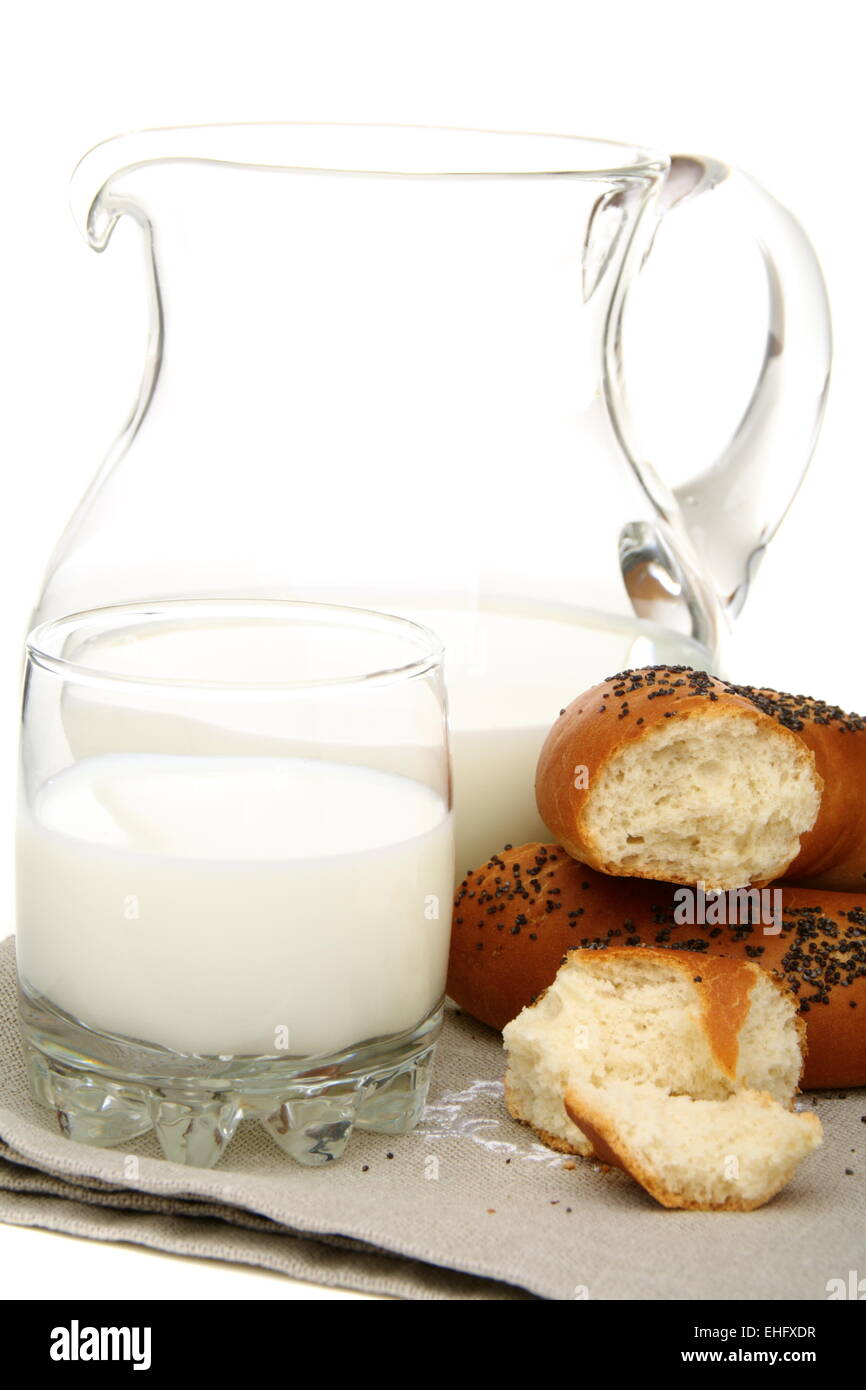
[743,687,866,891]
[535,668,822,888]
[448,843,866,1087]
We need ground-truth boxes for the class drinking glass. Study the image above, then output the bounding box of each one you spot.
[17,600,453,1167]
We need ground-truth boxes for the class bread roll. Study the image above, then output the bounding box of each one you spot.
[448,843,866,1087]
[503,947,821,1210]
[503,946,806,1151]
[536,667,823,890]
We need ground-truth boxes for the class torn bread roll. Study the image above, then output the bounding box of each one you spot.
[536,667,826,891]
[502,946,807,1156]
[448,844,866,1087]
[503,947,822,1210]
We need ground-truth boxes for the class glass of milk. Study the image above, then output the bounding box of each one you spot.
[16,600,454,1168]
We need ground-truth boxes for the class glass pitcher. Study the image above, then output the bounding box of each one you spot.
[35,124,831,872]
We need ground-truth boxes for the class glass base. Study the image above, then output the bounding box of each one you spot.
[19,983,442,1169]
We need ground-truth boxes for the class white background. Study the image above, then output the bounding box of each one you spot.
[0,0,862,1301]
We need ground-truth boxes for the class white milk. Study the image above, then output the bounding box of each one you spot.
[414,603,711,873]
[17,754,454,1057]
[54,601,711,879]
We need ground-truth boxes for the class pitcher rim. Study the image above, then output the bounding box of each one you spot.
[70,121,668,241]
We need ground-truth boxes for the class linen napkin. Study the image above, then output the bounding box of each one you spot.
[0,937,862,1300]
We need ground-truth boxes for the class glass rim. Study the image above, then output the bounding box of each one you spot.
[25,598,445,693]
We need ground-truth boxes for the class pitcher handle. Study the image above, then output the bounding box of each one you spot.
[606,154,832,625]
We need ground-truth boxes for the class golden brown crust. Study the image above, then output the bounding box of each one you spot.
[752,689,866,892]
[448,843,866,1088]
[562,1086,823,1211]
[678,952,754,1081]
[535,668,821,887]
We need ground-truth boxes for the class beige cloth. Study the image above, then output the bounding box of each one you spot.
[0,937,862,1301]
